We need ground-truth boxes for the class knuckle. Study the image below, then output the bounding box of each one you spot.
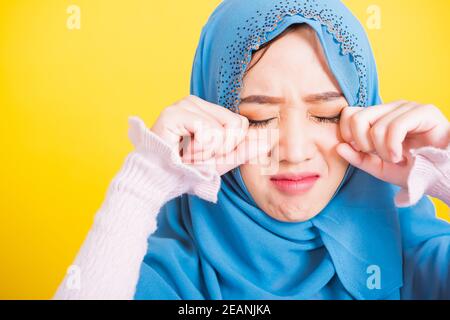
[385,124,397,144]
[222,114,239,129]
[183,101,198,112]
[207,125,222,139]
[341,106,352,118]
[385,121,395,133]
[171,99,186,109]
[397,102,416,111]
[182,95,197,105]
[186,94,202,104]
[351,111,364,125]
[342,106,360,123]
[161,105,176,117]
[230,116,242,128]
[182,95,196,106]
[370,124,384,139]
[350,113,364,131]
[240,115,249,129]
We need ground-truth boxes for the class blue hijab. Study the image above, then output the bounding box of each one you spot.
[135,0,450,300]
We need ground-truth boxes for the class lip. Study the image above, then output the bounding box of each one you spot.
[270,172,320,195]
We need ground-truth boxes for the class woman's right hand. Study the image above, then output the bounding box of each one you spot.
[150,95,273,175]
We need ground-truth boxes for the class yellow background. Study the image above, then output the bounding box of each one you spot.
[0,0,449,299]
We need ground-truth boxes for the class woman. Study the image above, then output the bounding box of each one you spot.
[54,0,450,299]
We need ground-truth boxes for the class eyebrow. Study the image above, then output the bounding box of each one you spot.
[240,91,345,105]
[304,91,345,103]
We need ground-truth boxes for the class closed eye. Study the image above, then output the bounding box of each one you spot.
[246,113,341,128]
[313,114,341,124]
[248,117,278,128]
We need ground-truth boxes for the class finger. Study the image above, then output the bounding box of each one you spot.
[339,106,363,145]
[182,101,224,128]
[179,111,223,159]
[347,106,374,152]
[187,95,249,155]
[234,115,250,153]
[336,142,409,187]
[370,102,418,163]
[181,141,216,162]
[187,95,239,124]
[385,104,448,162]
[181,104,225,157]
[221,114,249,157]
[340,100,407,151]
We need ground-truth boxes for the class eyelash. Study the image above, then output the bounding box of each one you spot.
[248,117,277,128]
[248,115,341,127]
[313,115,341,124]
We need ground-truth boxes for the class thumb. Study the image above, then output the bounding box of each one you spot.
[336,142,410,188]
[336,142,362,165]
[335,142,380,176]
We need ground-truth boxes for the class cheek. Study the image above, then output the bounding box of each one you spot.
[240,164,262,184]
[313,125,341,154]
[322,144,349,181]
[314,125,348,173]
[240,164,270,195]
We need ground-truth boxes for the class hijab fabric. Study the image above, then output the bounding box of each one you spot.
[134,0,450,300]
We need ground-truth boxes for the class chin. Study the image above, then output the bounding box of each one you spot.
[264,199,319,222]
[283,210,317,222]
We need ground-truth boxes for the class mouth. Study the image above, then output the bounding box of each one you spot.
[270,172,320,195]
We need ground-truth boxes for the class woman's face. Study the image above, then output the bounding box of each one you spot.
[238,25,350,222]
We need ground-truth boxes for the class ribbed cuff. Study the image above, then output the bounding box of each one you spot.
[395,144,450,207]
[126,115,221,202]
[107,152,185,206]
[427,175,450,206]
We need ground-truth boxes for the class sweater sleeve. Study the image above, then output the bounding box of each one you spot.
[394,143,450,208]
[53,116,221,300]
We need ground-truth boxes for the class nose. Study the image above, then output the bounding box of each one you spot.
[276,108,316,164]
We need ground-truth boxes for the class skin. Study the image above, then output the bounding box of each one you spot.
[150,26,449,223]
[238,25,350,222]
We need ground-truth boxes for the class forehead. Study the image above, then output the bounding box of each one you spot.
[254,30,320,69]
[241,27,340,94]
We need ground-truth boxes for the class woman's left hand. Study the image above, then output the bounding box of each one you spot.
[336,100,450,189]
